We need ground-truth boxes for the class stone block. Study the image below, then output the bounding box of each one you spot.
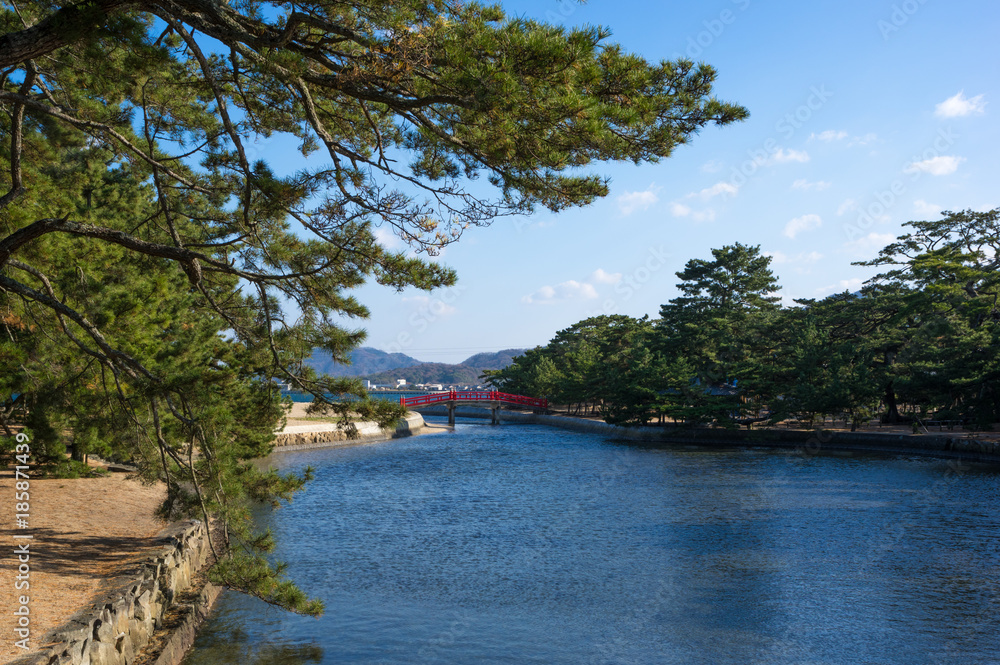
[115,632,134,664]
[133,589,152,622]
[127,617,149,650]
[89,639,121,665]
[93,614,114,643]
[54,618,95,644]
[110,600,130,635]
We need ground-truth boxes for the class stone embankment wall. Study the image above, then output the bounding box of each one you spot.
[273,412,425,451]
[12,520,213,665]
[417,407,1000,464]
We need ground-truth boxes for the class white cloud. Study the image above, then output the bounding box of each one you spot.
[374,226,403,250]
[670,201,716,223]
[695,181,738,200]
[792,179,832,191]
[766,250,823,265]
[701,160,724,173]
[590,268,622,285]
[837,199,858,216]
[913,199,942,217]
[816,278,865,295]
[668,180,735,224]
[670,202,691,217]
[769,148,810,164]
[811,130,848,142]
[844,232,896,257]
[522,280,599,305]
[783,214,823,239]
[616,184,660,216]
[904,155,965,176]
[934,91,987,118]
[848,133,878,147]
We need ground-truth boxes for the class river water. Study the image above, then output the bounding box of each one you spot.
[182,419,1000,665]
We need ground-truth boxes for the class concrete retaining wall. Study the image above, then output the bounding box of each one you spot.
[273,412,425,451]
[522,413,1000,463]
[11,520,213,665]
[417,407,1000,464]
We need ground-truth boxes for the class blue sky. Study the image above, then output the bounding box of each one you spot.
[326,0,1000,364]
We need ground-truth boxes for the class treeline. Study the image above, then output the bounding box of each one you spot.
[484,209,1000,430]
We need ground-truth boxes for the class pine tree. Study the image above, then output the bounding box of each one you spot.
[0,2,747,612]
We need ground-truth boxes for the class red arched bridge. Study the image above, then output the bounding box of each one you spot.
[400,391,549,425]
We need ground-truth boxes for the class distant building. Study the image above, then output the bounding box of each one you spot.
[396,378,407,388]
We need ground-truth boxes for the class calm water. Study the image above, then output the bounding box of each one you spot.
[183,419,1000,665]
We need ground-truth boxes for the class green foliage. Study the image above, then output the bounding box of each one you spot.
[0,1,746,615]
[501,217,1000,430]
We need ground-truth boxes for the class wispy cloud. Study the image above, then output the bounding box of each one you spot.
[934,91,987,118]
[844,232,896,257]
[700,159,724,173]
[374,226,404,250]
[848,133,878,147]
[766,250,823,265]
[811,130,848,142]
[590,268,622,285]
[695,181,738,200]
[769,148,810,164]
[816,278,865,295]
[668,180,735,223]
[792,178,832,191]
[670,202,692,217]
[616,184,660,216]
[809,130,877,147]
[905,155,965,176]
[837,199,858,216]
[522,280,599,305]
[913,199,942,217]
[784,213,823,239]
[670,203,716,223]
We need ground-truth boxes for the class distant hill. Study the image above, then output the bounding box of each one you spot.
[366,363,483,386]
[304,346,526,386]
[305,347,421,377]
[365,348,526,386]
[460,348,525,370]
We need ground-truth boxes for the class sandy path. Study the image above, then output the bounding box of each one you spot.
[0,469,167,663]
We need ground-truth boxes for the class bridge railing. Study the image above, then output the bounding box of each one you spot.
[400,391,548,409]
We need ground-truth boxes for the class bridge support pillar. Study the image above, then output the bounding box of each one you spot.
[491,405,499,425]
[448,402,455,426]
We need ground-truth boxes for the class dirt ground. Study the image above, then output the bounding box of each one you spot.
[0,467,168,663]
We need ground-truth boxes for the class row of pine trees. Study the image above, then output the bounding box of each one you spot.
[484,209,1000,431]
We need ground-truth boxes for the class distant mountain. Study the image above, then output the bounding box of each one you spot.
[304,346,526,386]
[305,347,421,377]
[365,348,526,386]
[366,363,483,386]
[460,348,525,370]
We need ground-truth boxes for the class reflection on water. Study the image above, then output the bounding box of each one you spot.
[184,419,1000,665]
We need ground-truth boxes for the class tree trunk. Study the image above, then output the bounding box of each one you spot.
[883,381,900,424]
